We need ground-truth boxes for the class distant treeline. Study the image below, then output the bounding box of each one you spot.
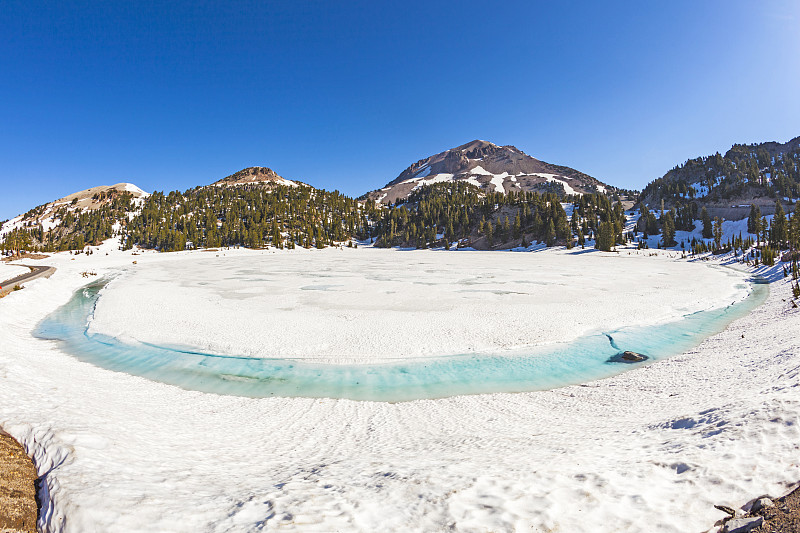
[5,179,797,259]
[2,181,632,254]
[123,185,378,251]
[642,142,800,205]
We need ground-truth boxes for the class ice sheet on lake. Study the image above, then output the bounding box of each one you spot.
[88,249,748,363]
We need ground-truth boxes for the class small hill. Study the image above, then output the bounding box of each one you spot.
[640,136,800,219]
[1,183,148,245]
[211,167,303,188]
[363,140,610,204]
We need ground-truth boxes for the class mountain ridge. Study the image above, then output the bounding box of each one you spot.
[640,136,799,219]
[0,183,148,238]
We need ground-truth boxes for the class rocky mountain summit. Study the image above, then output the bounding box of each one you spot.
[364,140,610,204]
[211,167,302,188]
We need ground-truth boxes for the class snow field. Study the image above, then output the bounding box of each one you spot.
[0,246,796,533]
[88,248,749,363]
[0,264,31,283]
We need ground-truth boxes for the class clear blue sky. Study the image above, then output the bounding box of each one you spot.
[2,0,799,220]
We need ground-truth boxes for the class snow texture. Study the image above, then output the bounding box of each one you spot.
[0,264,30,282]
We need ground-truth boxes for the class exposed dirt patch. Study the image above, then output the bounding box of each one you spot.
[751,485,800,532]
[0,431,37,533]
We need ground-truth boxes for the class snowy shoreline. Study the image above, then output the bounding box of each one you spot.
[0,244,797,532]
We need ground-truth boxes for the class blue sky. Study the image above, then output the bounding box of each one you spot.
[2,0,799,220]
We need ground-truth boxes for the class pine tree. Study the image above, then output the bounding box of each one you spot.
[661,210,676,247]
[747,205,762,235]
[701,207,713,239]
[789,205,800,252]
[771,201,787,249]
[545,220,556,246]
[712,217,723,250]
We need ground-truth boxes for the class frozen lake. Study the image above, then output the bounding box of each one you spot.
[36,263,763,401]
[79,250,753,364]
[2,247,797,533]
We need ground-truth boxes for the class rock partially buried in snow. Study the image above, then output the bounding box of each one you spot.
[606,351,648,364]
[722,516,763,533]
[750,497,774,512]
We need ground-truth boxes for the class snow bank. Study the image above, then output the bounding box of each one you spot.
[538,174,581,196]
[0,264,31,282]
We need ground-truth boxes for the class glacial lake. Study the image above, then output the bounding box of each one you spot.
[34,276,768,402]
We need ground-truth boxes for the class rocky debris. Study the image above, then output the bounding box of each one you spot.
[0,430,37,533]
[606,351,648,364]
[715,485,800,532]
[750,497,774,513]
[723,516,763,533]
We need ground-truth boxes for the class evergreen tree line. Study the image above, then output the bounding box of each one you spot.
[371,183,577,249]
[0,191,136,254]
[3,180,641,255]
[630,197,800,266]
[641,143,800,205]
[123,184,380,251]
[569,192,628,251]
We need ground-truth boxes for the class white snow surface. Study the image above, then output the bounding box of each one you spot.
[0,247,798,533]
[0,264,30,281]
[0,215,25,237]
[633,211,775,250]
[534,173,582,196]
[488,174,506,193]
[412,164,431,178]
[463,175,482,188]
[409,173,455,189]
[396,165,590,197]
[88,249,747,363]
[468,165,493,176]
[692,183,710,198]
[121,183,150,196]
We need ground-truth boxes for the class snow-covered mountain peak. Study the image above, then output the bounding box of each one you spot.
[363,140,611,204]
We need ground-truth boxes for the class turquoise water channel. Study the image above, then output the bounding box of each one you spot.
[34,276,768,402]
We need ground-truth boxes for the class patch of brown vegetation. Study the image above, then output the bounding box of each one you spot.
[0,431,37,533]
